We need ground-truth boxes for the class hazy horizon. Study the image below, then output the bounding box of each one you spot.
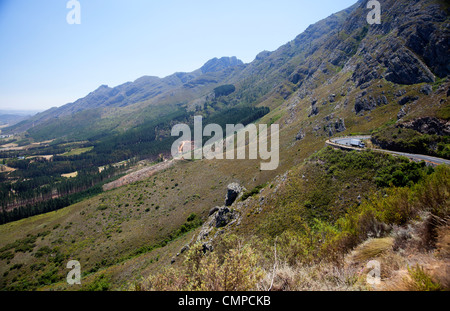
[0,0,356,111]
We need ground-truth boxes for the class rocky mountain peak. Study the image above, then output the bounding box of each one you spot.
[200,56,244,74]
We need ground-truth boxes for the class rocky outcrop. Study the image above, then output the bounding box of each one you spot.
[308,105,319,117]
[208,206,220,217]
[354,93,389,114]
[333,118,346,134]
[352,60,381,88]
[349,0,447,89]
[325,118,346,137]
[200,57,244,74]
[397,105,410,121]
[398,117,450,136]
[195,183,245,245]
[398,95,419,106]
[420,85,433,96]
[402,3,450,78]
[295,129,306,141]
[329,94,336,103]
[225,183,243,206]
[383,46,436,85]
[215,207,236,228]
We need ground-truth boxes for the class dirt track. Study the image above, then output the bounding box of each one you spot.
[102,160,175,191]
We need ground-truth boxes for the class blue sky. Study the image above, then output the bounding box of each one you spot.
[0,0,357,111]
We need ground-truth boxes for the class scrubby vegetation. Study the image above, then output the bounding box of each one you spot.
[137,148,449,291]
[240,184,267,202]
[134,236,264,291]
[372,126,450,159]
[214,85,236,98]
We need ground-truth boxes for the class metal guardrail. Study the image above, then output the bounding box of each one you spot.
[326,136,450,167]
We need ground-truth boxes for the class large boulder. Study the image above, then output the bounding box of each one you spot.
[398,95,419,106]
[225,183,243,206]
[295,128,306,141]
[208,206,220,216]
[215,207,235,228]
[308,105,319,117]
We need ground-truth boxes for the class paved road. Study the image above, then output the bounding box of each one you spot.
[328,136,450,166]
[330,136,371,147]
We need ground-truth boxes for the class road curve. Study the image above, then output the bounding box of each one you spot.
[327,136,450,166]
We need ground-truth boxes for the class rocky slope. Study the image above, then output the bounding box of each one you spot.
[0,0,449,291]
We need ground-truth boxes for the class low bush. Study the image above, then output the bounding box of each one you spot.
[406,265,443,291]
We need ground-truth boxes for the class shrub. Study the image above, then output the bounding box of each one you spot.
[406,265,443,291]
[34,246,53,258]
[187,213,197,222]
[84,274,112,291]
[97,204,108,211]
[415,165,450,218]
[0,251,14,261]
[241,184,267,201]
[10,263,23,270]
[37,267,60,285]
[137,240,264,291]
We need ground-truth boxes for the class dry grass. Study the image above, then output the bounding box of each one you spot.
[376,220,450,291]
[0,165,16,173]
[258,261,364,291]
[380,255,449,291]
[436,224,450,259]
[61,171,78,178]
[347,238,394,264]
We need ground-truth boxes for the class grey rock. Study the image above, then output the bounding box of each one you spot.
[398,117,450,136]
[326,118,346,136]
[323,114,333,122]
[397,106,409,120]
[398,96,419,106]
[384,47,435,85]
[295,129,306,141]
[215,207,235,228]
[395,89,407,97]
[334,118,346,133]
[180,245,190,254]
[420,84,432,96]
[359,82,372,90]
[225,183,243,206]
[308,106,319,117]
[354,94,389,114]
[208,206,220,216]
[202,242,213,253]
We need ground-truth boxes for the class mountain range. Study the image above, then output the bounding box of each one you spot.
[7,0,449,144]
[0,0,449,291]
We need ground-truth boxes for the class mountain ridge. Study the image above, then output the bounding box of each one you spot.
[6,56,246,136]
